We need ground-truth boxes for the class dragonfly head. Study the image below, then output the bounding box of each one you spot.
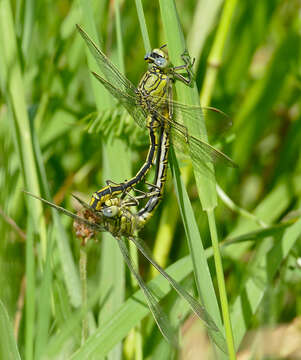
[101,205,119,218]
[144,47,169,69]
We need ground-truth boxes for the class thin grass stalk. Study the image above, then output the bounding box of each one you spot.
[187,0,224,66]
[80,247,88,344]
[25,218,35,360]
[216,185,267,227]
[207,211,236,359]
[114,0,125,74]
[34,235,53,360]
[198,1,239,357]
[200,0,238,107]
[21,0,34,57]
[135,0,151,52]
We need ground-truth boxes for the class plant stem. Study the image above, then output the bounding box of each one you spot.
[207,210,236,359]
[199,1,238,357]
[80,247,88,344]
[200,0,238,107]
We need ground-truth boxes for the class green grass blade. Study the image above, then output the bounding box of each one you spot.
[231,217,301,347]
[0,0,47,254]
[25,218,35,360]
[200,0,239,106]
[159,0,217,212]
[170,150,224,331]
[187,0,224,65]
[0,300,21,360]
[135,0,151,52]
[35,235,53,360]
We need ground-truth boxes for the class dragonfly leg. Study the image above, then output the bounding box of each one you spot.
[144,181,160,193]
[171,49,195,86]
[106,179,127,187]
[120,191,140,206]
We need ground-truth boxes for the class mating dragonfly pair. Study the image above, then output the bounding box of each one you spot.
[26,25,236,351]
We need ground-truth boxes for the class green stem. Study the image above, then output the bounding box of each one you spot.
[207,210,236,359]
[80,247,88,344]
[217,184,268,227]
[135,0,151,52]
[199,1,238,357]
[200,0,238,106]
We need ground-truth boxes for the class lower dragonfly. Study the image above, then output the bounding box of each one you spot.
[24,188,227,352]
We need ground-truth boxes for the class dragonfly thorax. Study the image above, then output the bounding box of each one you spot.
[99,198,139,237]
[137,68,171,111]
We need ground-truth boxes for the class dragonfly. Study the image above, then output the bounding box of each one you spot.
[76,25,237,211]
[24,190,226,352]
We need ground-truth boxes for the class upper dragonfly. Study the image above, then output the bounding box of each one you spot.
[77,25,237,208]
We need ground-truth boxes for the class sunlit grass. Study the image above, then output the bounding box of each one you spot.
[0,0,300,359]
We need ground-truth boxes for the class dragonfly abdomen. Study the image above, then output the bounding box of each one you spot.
[89,115,161,210]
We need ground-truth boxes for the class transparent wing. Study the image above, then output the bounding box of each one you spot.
[24,191,106,232]
[152,108,237,168]
[77,25,138,97]
[117,237,178,346]
[91,72,146,128]
[130,236,217,331]
[129,236,228,353]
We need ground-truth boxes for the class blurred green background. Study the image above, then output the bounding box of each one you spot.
[0,0,300,359]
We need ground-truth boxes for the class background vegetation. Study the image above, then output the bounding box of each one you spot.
[0,0,300,359]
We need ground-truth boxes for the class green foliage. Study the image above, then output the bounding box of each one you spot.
[0,0,300,359]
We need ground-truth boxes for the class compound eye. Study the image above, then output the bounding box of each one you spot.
[102,206,119,218]
[155,57,167,68]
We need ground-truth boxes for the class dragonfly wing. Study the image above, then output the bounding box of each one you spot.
[117,237,178,346]
[152,108,237,168]
[92,72,146,129]
[77,25,137,97]
[152,97,232,137]
[130,236,217,331]
[24,191,106,232]
[129,236,228,353]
